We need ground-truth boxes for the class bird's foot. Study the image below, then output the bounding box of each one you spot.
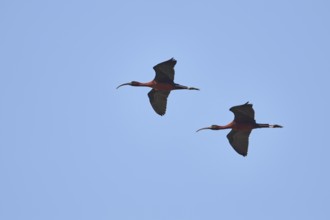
[270,124,283,128]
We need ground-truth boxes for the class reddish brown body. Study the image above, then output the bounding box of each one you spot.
[152,82,175,91]
[232,122,256,131]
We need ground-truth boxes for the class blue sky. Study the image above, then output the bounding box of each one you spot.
[1,0,329,219]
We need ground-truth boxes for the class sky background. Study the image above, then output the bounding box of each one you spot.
[1,0,330,219]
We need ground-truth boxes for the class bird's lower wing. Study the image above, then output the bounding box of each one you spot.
[226,130,252,156]
[148,89,171,116]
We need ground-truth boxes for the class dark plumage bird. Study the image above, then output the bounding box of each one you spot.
[197,102,282,156]
[117,58,199,115]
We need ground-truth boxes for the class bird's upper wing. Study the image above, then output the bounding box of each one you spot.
[153,58,176,83]
[229,102,255,123]
[148,89,171,116]
[226,129,252,156]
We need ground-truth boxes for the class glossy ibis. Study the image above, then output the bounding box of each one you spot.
[196,102,282,156]
[117,58,199,116]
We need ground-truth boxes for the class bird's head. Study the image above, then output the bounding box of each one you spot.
[196,125,220,132]
[116,81,140,89]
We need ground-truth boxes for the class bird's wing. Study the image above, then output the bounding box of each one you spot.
[153,58,176,83]
[148,89,171,116]
[229,102,255,123]
[226,129,252,156]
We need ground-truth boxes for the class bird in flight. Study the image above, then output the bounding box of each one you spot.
[117,58,199,116]
[196,102,282,156]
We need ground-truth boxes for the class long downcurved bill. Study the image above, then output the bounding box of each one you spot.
[188,87,200,90]
[196,127,211,132]
[116,82,131,89]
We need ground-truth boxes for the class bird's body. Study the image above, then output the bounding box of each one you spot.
[209,122,254,131]
[117,58,199,115]
[212,121,279,131]
[126,81,191,91]
[197,102,282,156]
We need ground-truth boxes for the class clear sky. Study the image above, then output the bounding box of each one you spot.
[1,0,330,219]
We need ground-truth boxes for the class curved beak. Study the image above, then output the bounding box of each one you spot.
[189,87,200,90]
[196,127,212,132]
[116,82,132,89]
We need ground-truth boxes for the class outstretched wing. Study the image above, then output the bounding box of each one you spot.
[153,58,176,83]
[226,129,252,156]
[148,89,171,116]
[229,102,255,123]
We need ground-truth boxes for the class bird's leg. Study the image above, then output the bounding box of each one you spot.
[270,124,283,128]
[174,84,199,90]
[256,123,283,128]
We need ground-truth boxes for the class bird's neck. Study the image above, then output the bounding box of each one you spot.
[134,81,154,87]
[214,123,233,130]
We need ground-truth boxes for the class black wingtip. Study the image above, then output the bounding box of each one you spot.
[154,111,165,116]
[154,110,166,116]
[239,152,247,157]
[244,101,253,107]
